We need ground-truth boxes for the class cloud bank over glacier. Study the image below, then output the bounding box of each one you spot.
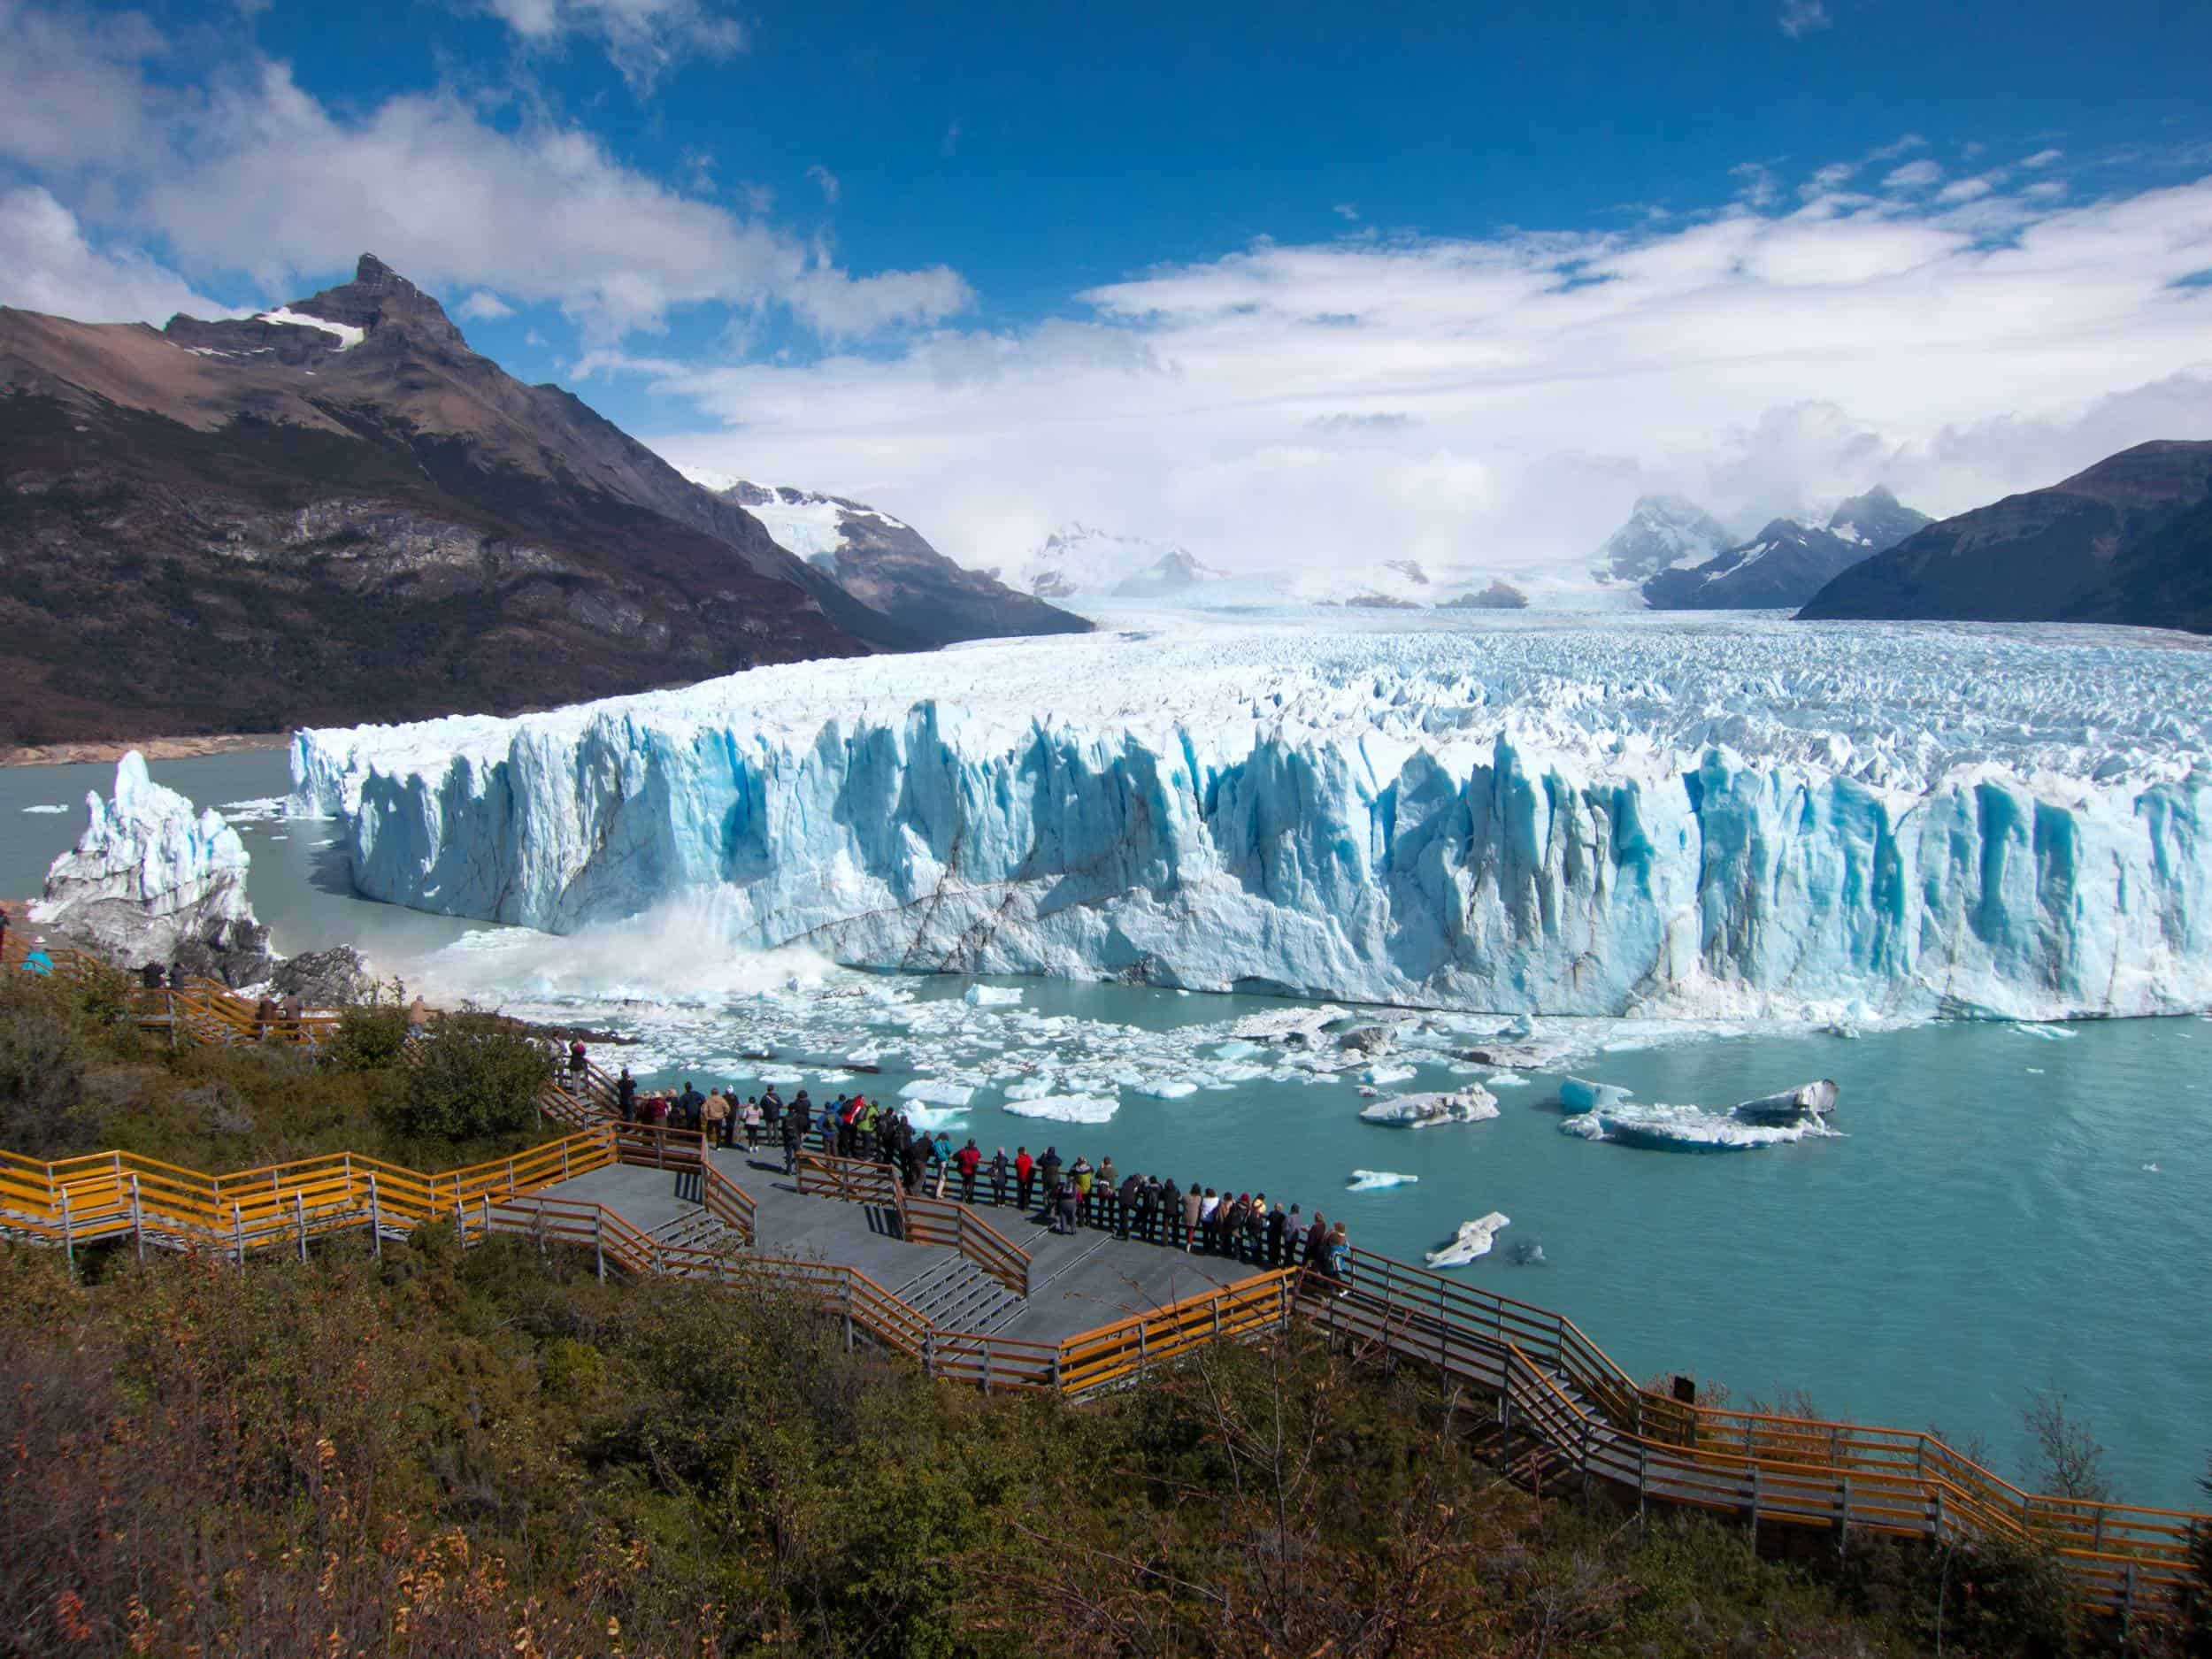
[642,157,2212,573]
[295,615,2212,1026]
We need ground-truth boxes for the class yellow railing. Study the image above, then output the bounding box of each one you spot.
[1303,1248,2208,1619]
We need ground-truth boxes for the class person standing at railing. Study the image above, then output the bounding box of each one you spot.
[1269,1203,1294,1269]
[1179,1180,1201,1250]
[1302,1211,1330,1276]
[1051,1174,1080,1235]
[819,1101,841,1160]
[1069,1155,1094,1223]
[988,1147,1009,1207]
[742,1095,764,1151]
[568,1039,588,1081]
[902,1133,927,1194]
[1324,1223,1351,1294]
[1244,1194,1270,1264]
[1037,1147,1062,1216]
[1014,1146,1034,1212]
[616,1068,637,1121]
[1117,1170,1142,1240]
[761,1088,781,1141]
[780,1102,803,1173]
[956,1138,981,1203]
[1195,1187,1218,1252]
[1152,1176,1176,1245]
[1094,1155,1119,1231]
[703,1088,729,1149]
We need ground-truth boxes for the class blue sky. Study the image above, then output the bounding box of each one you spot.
[3,0,2209,572]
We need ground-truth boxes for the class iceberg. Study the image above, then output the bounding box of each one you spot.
[964,985,1024,1007]
[1347,1170,1418,1191]
[1359,1087,1501,1127]
[32,753,264,973]
[899,1079,977,1107]
[293,618,2212,1023]
[1732,1079,1840,1123]
[1426,1211,1510,1268]
[1559,1076,1633,1113]
[1563,1100,1837,1151]
[1002,1094,1118,1124]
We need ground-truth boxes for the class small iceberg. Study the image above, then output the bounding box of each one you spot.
[1346,1170,1418,1191]
[1732,1079,1839,1124]
[1425,1211,1510,1268]
[1563,1100,1837,1152]
[964,985,1024,1008]
[2011,1023,2077,1041]
[1511,1240,1547,1266]
[902,1105,970,1131]
[900,1078,977,1107]
[1002,1094,1118,1124]
[1359,1087,1500,1128]
[1559,1076,1632,1113]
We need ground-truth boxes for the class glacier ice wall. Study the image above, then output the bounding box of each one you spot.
[34,751,257,963]
[292,618,2212,1021]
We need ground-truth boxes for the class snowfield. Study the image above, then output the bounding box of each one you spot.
[292,612,2212,1024]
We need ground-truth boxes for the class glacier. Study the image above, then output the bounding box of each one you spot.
[292,613,2212,1024]
[34,752,260,967]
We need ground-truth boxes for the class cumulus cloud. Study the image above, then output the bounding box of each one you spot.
[1778,0,1830,37]
[0,4,968,343]
[2023,147,2064,168]
[642,165,2212,573]
[479,0,742,92]
[1882,158,1944,190]
[0,186,231,321]
[457,289,517,319]
[807,163,841,205]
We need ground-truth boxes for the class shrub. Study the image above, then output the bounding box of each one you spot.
[0,972,90,1155]
[327,998,409,1072]
[391,1010,548,1141]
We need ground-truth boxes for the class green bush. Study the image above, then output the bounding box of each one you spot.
[326,999,409,1071]
[0,972,91,1155]
[391,1011,549,1141]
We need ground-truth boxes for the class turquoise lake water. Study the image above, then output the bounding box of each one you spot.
[5,749,2208,1510]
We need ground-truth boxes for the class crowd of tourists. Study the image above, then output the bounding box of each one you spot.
[601,1060,1356,1288]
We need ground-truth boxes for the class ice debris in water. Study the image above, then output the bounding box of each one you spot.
[964,985,1024,1007]
[1559,1077,1632,1113]
[899,1079,977,1107]
[1002,1094,1118,1124]
[1563,1100,1840,1152]
[1346,1170,1418,1191]
[1426,1212,1510,1268]
[1359,1087,1500,1127]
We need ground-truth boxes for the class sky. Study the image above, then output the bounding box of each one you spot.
[2,0,2210,577]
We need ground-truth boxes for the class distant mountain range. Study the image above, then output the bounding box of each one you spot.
[0,255,1083,747]
[685,476,1087,645]
[995,524,1232,603]
[1594,495,1737,585]
[1640,488,1932,611]
[1797,442,2212,632]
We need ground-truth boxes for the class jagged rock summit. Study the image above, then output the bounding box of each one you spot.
[1594,495,1736,584]
[1642,487,1931,611]
[0,254,1083,747]
[30,753,268,978]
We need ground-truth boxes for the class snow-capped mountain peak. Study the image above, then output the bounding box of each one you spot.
[1006,523,1229,602]
[1593,495,1736,583]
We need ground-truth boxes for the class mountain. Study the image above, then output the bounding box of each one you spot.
[1593,495,1736,584]
[1001,524,1230,603]
[0,255,934,748]
[687,476,1088,644]
[1797,442,2212,632]
[1642,488,1930,610]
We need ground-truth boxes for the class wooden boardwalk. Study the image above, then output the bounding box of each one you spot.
[1,936,2204,1621]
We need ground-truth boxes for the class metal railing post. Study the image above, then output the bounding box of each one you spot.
[507,1158,517,1196]
[595,1210,606,1281]
[60,1184,74,1273]
[131,1172,144,1264]
[368,1172,382,1260]
[481,1194,493,1240]
[295,1191,308,1263]
[233,1201,245,1265]
[562,1140,571,1181]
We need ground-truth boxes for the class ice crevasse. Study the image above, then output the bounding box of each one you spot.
[291,620,2212,1023]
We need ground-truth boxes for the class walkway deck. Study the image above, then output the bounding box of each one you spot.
[545,1149,1254,1347]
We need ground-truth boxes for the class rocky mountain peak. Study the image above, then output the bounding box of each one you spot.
[289,253,467,352]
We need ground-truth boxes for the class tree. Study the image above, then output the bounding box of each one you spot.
[390,1010,547,1140]
[2022,1390,2112,1502]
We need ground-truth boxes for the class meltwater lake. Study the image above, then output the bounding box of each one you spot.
[6,748,2209,1509]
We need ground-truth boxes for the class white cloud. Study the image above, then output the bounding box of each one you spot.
[1866,134,1927,163]
[1882,158,1944,190]
[2023,148,2064,168]
[1935,175,1995,204]
[807,163,841,205]
[641,170,2212,574]
[457,289,517,319]
[1778,0,1830,36]
[0,5,968,344]
[736,179,773,213]
[479,0,742,92]
[0,186,230,322]
[1333,204,1360,221]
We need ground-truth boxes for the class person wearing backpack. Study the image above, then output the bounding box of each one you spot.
[929,1132,954,1199]
[955,1139,982,1203]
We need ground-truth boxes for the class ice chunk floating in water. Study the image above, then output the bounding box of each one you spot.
[1559,1077,1633,1113]
[1002,1094,1118,1124]
[1359,1087,1501,1127]
[1564,1100,1840,1152]
[294,618,2212,1022]
[964,985,1024,1007]
[1347,1170,1418,1191]
[1427,1212,1511,1267]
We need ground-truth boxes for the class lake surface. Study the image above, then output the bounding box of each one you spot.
[6,749,2208,1509]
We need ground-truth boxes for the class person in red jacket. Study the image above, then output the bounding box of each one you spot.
[955,1138,983,1204]
[1014,1147,1035,1213]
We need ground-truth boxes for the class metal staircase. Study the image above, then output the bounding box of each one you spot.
[892,1254,1025,1333]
